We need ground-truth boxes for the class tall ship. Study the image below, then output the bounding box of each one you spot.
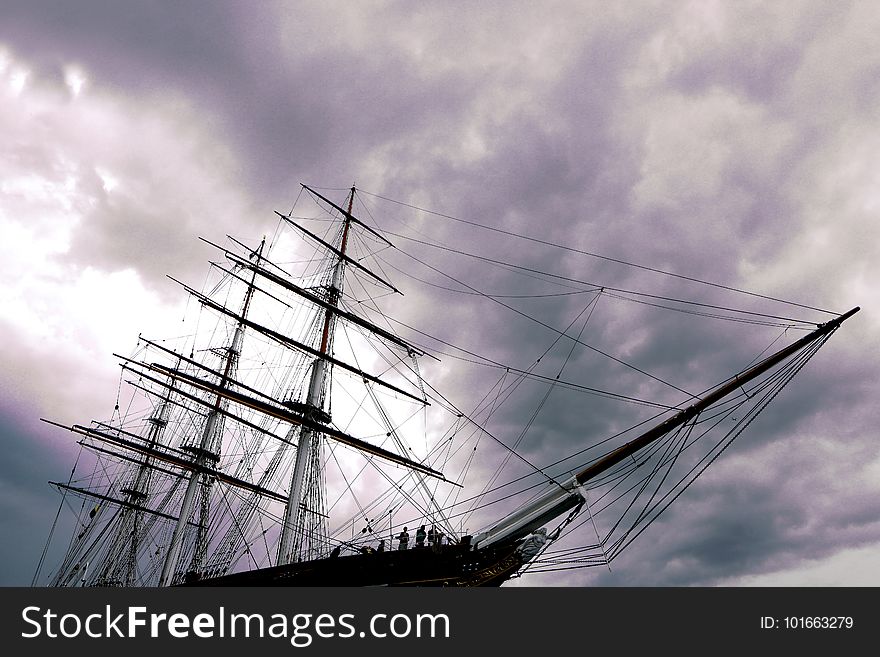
[34,185,859,587]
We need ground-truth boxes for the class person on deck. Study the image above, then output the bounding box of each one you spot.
[415,525,427,548]
[377,539,385,552]
[397,527,409,550]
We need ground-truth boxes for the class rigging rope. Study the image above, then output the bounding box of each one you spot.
[527,332,832,573]
[388,242,701,401]
[359,189,838,316]
[382,230,816,329]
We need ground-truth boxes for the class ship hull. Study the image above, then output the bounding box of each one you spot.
[183,543,524,587]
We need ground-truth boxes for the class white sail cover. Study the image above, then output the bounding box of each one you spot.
[471,476,583,550]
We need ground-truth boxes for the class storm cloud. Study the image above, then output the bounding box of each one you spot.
[2,0,878,587]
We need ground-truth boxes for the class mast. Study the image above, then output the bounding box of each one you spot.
[105,367,176,586]
[277,187,356,566]
[158,238,265,586]
[46,381,176,587]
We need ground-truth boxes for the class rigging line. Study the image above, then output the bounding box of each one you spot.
[522,563,607,574]
[333,238,414,357]
[539,320,824,478]
[600,291,808,329]
[743,326,791,369]
[341,313,429,403]
[348,466,443,540]
[324,422,548,533]
[395,245,699,400]
[467,293,603,516]
[560,291,602,375]
[363,302,676,410]
[449,376,503,506]
[594,424,691,547]
[334,324,427,438]
[327,470,408,539]
[324,329,437,523]
[358,228,812,520]
[590,400,744,525]
[364,382,450,524]
[380,239,585,294]
[517,296,605,497]
[608,409,762,562]
[563,432,689,531]
[360,189,838,316]
[345,324,566,490]
[378,253,597,298]
[532,547,610,560]
[52,493,88,585]
[532,542,604,558]
[376,231,590,296]
[606,420,695,553]
[349,199,399,288]
[459,369,539,523]
[216,483,260,571]
[438,477,563,527]
[284,186,306,232]
[606,342,825,560]
[384,230,818,327]
[562,473,677,555]
[33,446,84,586]
[445,351,558,494]
[325,416,456,540]
[353,246,623,408]
[529,558,606,568]
[581,491,609,569]
[426,407,670,522]
[326,441,374,538]
[277,211,341,297]
[257,506,273,570]
[219,495,276,573]
[317,392,452,537]
[540,542,603,557]
[310,185,354,192]
[349,261,570,392]
[514,408,676,499]
[359,191,592,298]
[65,506,125,586]
[334,251,425,382]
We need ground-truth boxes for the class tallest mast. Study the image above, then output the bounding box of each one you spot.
[277,187,356,565]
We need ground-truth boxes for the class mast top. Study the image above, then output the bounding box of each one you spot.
[822,306,860,328]
[301,183,395,248]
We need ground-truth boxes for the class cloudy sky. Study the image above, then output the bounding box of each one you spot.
[2,0,878,587]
